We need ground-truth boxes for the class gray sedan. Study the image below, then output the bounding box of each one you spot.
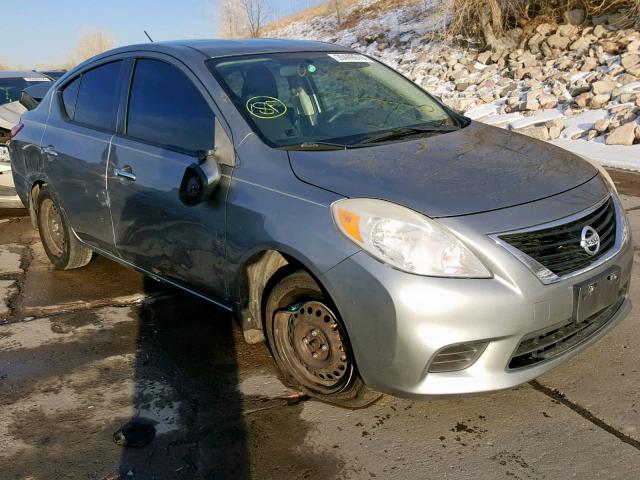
[8,40,633,407]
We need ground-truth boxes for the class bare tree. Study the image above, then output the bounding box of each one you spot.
[239,0,269,38]
[219,0,248,38]
[333,0,343,25]
[67,29,115,67]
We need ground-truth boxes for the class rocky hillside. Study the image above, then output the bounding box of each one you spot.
[267,0,640,170]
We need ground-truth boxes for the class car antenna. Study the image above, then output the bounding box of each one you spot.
[144,30,154,42]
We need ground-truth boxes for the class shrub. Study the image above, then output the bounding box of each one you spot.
[448,0,640,49]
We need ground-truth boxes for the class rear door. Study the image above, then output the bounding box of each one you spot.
[108,56,233,299]
[41,60,126,252]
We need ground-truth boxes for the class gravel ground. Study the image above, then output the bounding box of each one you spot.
[0,170,639,480]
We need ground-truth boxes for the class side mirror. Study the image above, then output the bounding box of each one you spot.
[179,149,222,207]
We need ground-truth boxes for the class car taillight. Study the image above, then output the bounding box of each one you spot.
[10,123,24,138]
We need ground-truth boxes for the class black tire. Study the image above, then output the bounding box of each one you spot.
[264,268,381,408]
[37,185,93,270]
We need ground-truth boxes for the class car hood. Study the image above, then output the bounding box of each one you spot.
[287,122,597,218]
[0,101,26,131]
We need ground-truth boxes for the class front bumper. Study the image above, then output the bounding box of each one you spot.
[321,192,633,398]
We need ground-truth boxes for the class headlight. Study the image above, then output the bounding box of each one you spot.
[332,198,491,278]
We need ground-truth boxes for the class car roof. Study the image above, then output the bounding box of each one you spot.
[0,70,51,79]
[95,38,352,61]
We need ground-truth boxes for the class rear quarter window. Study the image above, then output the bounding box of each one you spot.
[73,61,123,131]
[61,77,80,119]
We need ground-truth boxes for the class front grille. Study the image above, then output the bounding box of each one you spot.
[499,198,616,277]
[508,296,624,370]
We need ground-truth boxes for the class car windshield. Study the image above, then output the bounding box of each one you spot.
[207,52,461,149]
[0,76,51,106]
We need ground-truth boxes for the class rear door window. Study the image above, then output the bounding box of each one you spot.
[73,61,123,131]
[61,77,80,119]
[126,58,215,153]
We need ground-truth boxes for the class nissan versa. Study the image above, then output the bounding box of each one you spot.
[9,40,633,407]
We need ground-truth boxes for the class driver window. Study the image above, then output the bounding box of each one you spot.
[127,59,216,154]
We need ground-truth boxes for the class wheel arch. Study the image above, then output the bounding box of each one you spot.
[28,178,47,230]
[233,247,329,344]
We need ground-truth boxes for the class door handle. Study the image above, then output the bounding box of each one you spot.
[114,167,136,182]
[42,145,58,157]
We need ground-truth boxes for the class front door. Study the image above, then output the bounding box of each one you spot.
[108,57,232,299]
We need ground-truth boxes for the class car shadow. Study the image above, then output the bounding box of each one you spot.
[116,277,251,479]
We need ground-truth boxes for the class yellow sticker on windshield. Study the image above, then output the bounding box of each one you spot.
[246,96,287,119]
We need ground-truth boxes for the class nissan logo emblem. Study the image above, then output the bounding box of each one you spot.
[580,226,600,256]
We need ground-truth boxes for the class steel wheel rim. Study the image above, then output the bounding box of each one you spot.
[41,199,65,257]
[274,300,351,394]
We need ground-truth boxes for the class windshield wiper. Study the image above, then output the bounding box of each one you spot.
[356,123,459,145]
[284,141,350,151]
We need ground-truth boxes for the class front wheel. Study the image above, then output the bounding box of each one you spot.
[37,185,93,270]
[264,269,381,408]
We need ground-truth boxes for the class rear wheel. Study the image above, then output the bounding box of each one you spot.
[264,269,381,408]
[37,186,93,270]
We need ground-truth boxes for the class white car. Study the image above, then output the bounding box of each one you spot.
[0,70,53,208]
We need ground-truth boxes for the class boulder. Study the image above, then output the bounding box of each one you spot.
[569,37,591,53]
[592,79,617,95]
[620,93,638,103]
[628,40,640,53]
[621,54,640,76]
[616,73,638,85]
[455,81,471,92]
[606,121,637,145]
[519,126,549,140]
[590,94,611,109]
[557,25,578,38]
[528,33,544,52]
[546,118,566,139]
[563,9,585,26]
[525,91,540,111]
[541,42,554,58]
[575,92,593,108]
[556,58,573,70]
[547,34,570,50]
[593,25,609,38]
[477,50,492,65]
[594,118,610,133]
[539,93,558,109]
[601,41,620,54]
[536,23,554,36]
[581,57,598,71]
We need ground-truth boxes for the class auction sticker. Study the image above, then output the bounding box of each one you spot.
[327,53,373,63]
[246,96,287,119]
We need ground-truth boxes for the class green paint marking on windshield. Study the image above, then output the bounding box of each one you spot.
[246,96,288,119]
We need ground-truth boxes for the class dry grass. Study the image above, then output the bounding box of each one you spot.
[339,0,423,30]
[449,0,640,48]
[262,0,365,33]
[263,0,639,43]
